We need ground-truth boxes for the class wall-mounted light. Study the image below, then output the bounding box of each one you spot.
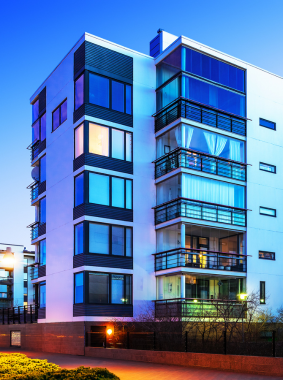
[107,328,113,336]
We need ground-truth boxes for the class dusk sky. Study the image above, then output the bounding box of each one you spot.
[0,0,283,249]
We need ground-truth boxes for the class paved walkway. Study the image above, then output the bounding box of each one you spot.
[0,348,279,380]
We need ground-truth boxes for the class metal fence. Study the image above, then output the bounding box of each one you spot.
[0,305,38,324]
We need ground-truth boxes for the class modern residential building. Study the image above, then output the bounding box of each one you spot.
[0,244,35,308]
[1,29,283,353]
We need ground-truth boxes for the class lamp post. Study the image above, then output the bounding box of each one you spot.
[238,293,247,343]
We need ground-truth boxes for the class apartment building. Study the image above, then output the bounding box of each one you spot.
[23,30,283,333]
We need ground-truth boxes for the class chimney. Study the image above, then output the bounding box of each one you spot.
[149,30,178,58]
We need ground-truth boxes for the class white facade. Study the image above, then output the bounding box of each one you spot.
[29,30,283,324]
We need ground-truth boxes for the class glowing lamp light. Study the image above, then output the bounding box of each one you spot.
[193,299,198,303]
[238,293,247,300]
[260,299,265,303]
[1,253,15,268]
[107,328,113,336]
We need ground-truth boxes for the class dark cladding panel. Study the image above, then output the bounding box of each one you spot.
[38,87,46,116]
[73,304,133,317]
[74,42,86,76]
[73,253,133,270]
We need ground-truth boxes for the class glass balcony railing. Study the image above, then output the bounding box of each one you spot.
[154,97,246,136]
[154,198,246,227]
[27,222,46,240]
[154,148,247,181]
[154,248,247,272]
[27,181,46,202]
[27,139,46,162]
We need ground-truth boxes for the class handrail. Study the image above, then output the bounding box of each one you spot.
[154,297,243,303]
[153,247,248,257]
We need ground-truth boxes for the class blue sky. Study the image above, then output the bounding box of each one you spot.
[0,0,282,249]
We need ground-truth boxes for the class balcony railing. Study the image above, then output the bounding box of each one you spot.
[0,277,13,286]
[155,298,246,319]
[27,181,46,201]
[154,248,247,272]
[154,148,247,181]
[154,197,246,227]
[30,266,38,280]
[27,139,46,161]
[30,265,46,280]
[154,97,246,136]
[0,292,12,300]
[27,222,46,240]
[0,304,38,324]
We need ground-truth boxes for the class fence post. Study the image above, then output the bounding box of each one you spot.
[24,306,26,324]
[7,308,9,325]
[127,331,130,349]
[223,330,227,355]
[30,305,33,323]
[153,331,156,351]
[272,331,276,357]
[18,306,21,324]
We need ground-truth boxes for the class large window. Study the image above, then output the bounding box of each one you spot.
[39,198,46,224]
[75,173,84,207]
[52,99,67,131]
[75,74,84,110]
[32,99,39,123]
[89,73,132,115]
[40,155,46,183]
[89,223,132,256]
[39,282,46,308]
[39,239,46,266]
[32,113,46,143]
[89,173,132,209]
[74,272,84,303]
[75,222,84,255]
[75,124,84,158]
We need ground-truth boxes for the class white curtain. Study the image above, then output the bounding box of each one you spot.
[229,140,241,161]
[175,126,182,146]
[204,131,227,156]
[181,174,242,207]
[156,138,163,158]
[182,125,194,149]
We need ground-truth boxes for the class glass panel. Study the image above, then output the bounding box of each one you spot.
[75,223,84,255]
[75,124,84,158]
[111,274,124,304]
[156,224,181,251]
[39,283,46,308]
[112,81,124,112]
[260,207,276,216]
[89,73,109,108]
[112,129,124,160]
[89,123,109,156]
[40,113,46,141]
[112,177,124,208]
[40,155,46,182]
[259,251,275,260]
[259,118,276,130]
[156,174,180,204]
[75,74,84,110]
[32,99,39,123]
[75,173,84,207]
[40,198,46,223]
[125,275,131,304]
[32,121,39,143]
[89,223,109,254]
[126,228,132,257]
[89,273,109,303]
[156,76,180,111]
[112,226,124,256]
[75,273,84,303]
[126,85,132,114]
[89,173,109,205]
[61,100,67,123]
[126,180,132,209]
[52,108,60,131]
[39,239,46,265]
[259,163,275,173]
[126,133,132,162]
[157,62,180,88]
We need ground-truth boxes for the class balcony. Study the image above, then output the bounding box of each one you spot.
[27,222,46,240]
[154,97,246,136]
[155,298,246,319]
[0,292,12,300]
[27,181,46,201]
[154,248,247,273]
[0,277,13,286]
[154,148,246,181]
[30,265,46,280]
[154,198,246,227]
[0,304,38,324]
[27,139,46,162]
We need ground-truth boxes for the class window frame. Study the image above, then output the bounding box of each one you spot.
[258,251,275,261]
[74,271,85,304]
[74,73,85,111]
[260,281,266,304]
[38,281,46,308]
[32,112,46,144]
[52,98,67,132]
[74,221,85,256]
[259,206,276,217]
[259,162,276,174]
[259,118,276,131]
[39,154,46,183]
[38,239,46,266]
[74,172,85,207]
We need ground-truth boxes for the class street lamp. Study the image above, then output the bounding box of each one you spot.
[1,252,15,269]
[238,293,248,342]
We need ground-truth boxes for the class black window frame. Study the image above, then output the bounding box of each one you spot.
[32,112,46,144]
[88,72,132,115]
[74,73,85,111]
[74,172,86,207]
[260,281,266,304]
[52,98,67,132]
[39,154,46,184]
[259,118,276,131]
[258,251,275,261]
[39,197,46,224]
[88,221,133,257]
[38,239,46,266]
[74,271,85,304]
[74,221,85,256]
[38,281,46,308]
[259,162,276,174]
[259,206,276,217]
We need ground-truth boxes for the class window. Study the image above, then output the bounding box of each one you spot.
[260,281,266,304]
[32,113,46,143]
[32,99,39,123]
[259,251,275,260]
[260,118,276,130]
[39,198,46,224]
[89,223,132,257]
[52,99,67,131]
[39,239,46,265]
[39,282,46,308]
[88,272,132,304]
[88,123,132,161]
[75,223,84,255]
[40,155,46,183]
[89,73,132,115]
[75,74,84,110]
[260,207,276,217]
[74,273,84,303]
[75,124,84,158]
[259,162,276,173]
[75,173,84,206]
[89,173,132,209]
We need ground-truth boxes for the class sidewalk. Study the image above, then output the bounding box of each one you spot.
[0,348,280,380]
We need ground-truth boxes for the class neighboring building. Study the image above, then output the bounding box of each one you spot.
[26,29,283,329]
[0,244,35,308]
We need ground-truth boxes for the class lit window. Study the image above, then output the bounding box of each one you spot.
[259,207,276,217]
[259,251,275,260]
[259,162,276,173]
[75,124,84,158]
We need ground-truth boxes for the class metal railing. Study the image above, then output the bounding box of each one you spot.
[27,139,46,161]
[27,222,46,240]
[154,197,246,227]
[154,248,247,272]
[155,298,246,319]
[0,277,13,286]
[30,267,38,280]
[0,304,38,324]
[155,148,247,181]
[27,181,46,202]
[154,97,246,136]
